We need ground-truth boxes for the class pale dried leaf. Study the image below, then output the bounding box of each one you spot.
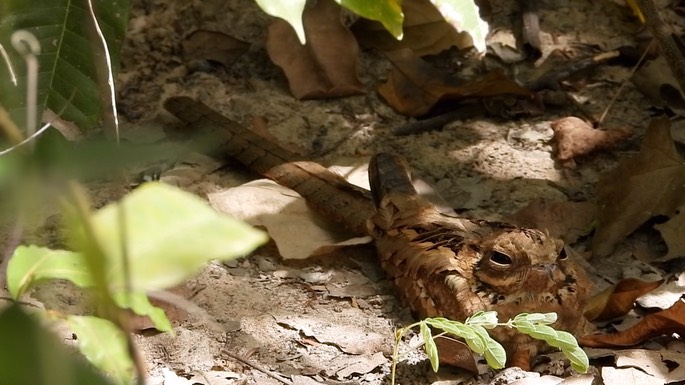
[335,352,387,378]
[274,316,387,355]
[208,179,370,259]
[616,349,685,383]
[601,367,664,385]
[636,271,685,309]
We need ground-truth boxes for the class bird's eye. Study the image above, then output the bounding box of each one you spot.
[558,248,568,261]
[489,251,513,266]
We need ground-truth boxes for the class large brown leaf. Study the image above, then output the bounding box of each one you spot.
[653,204,685,260]
[378,49,531,116]
[592,118,685,257]
[265,0,364,99]
[510,198,596,244]
[584,278,664,322]
[581,299,685,347]
[351,0,474,56]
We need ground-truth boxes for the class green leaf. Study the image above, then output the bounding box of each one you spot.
[528,324,558,341]
[112,291,173,333]
[255,0,307,44]
[67,315,133,385]
[0,0,129,130]
[338,0,403,39]
[464,325,492,354]
[546,330,582,350]
[69,183,268,292]
[6,245,93,298]
[430,320,477,341]
[513,312,558,325]
[563,346,589,373]
[465,310,498,329]
[429,0,488,52]
[0,303,115,385]
[512,319,535,334]
[420,322,440,372]
[482,339,506,369]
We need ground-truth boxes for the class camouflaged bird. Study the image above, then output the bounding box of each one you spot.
[164,97,592,369]
[367,152,592,366]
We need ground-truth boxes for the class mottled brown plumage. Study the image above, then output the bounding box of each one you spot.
[164,98,592,369]
[367,153,591,365]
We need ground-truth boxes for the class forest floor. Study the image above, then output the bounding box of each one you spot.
[20,0,685,384]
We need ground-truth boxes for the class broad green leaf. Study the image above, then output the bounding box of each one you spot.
[546,330,582,350]
[464,325,490,354]
[465,310,498,329]
[514,312,558,325]
[0,0,129,130]
[255,0,307,44]
[69,183,268,292]
[420,322,440,372]
[483,339,506,369]
[512,319,535,334]
[528,324,557,340]
[338,0,403,39]
[429,320,477,341]
[112,291,172,333]
[430,0,488,52]
[67,315,133,385]
[0,303,114,385]
[563,346,589,373]
[6,245,92,298]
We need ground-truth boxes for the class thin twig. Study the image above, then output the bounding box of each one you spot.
[637,0,685,93]
[222,349,294,385]
[597,40,656,126]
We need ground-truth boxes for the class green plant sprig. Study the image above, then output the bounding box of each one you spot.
[390,311,588,385]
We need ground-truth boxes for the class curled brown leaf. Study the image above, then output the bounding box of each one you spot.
[584,278,665,322]
[581,299,685,347]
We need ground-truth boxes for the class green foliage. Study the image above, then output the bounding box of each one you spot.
[0,0,129,129]
[252,0,487,52]
[0,303,115,385]
[338,0,403,39]
[6,183,269,382]
[66,315,133,385]
[391,312,589,384]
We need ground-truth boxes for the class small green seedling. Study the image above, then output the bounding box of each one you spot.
[391,311,588,385]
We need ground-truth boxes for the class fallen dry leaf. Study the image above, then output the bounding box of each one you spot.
[584,278,664,322]
[615,349,685,383]
[352,0,473,56]
[510,198,596,244]
[636,271,685,309]
[182,30,249,68]
[602,367,663,385]
[632,56,685,115]
[654,206,685,260]
[378,49,531,116]
[208,179,370,259]
[551,117,632,162]
[335,352,387,378]
[581,299,685,347]
[592,117,685,257]
[274,315,388,356]
[434,337,479,373]
[265,0,364,99]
